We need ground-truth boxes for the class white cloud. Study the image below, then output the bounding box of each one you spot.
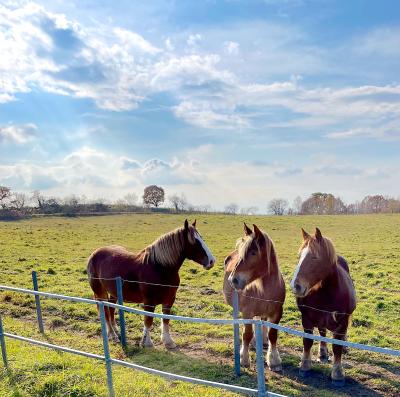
[223,41,239,55]
[187,33,202,47]
[0,123,37,144]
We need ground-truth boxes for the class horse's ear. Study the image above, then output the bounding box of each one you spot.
[192,219,196,228]
[184,219,189,231]
[301,228,311,240]
[315,227,323,242]
[253,224,264,242]
[243,222,252,236]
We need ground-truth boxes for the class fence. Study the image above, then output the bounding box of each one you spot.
[0,273,399,397]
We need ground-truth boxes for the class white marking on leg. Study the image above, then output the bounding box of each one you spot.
[290,247,309,291]
[161,321,176,348]
[141,326,154,348]
[195,232,215,266]
[240,344,250,367]
[267,345,282,371]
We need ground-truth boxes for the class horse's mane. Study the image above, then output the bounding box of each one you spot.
[300,236,337,266]
[141,227,186,267]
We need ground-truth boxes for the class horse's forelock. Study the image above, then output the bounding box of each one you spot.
[301,236,337,265]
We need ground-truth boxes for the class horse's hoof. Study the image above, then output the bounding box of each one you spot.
[299,369,311,378]
[240,360,250,368]
[164,341,177,349]
[318,355,330,364]
[269,364,282,373]
[331,378,345,387]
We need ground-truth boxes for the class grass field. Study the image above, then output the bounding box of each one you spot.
[0,213,399,397]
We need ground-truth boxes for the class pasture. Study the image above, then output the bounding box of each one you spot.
[0,213,399,396]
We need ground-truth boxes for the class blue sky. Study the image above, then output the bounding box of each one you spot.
[0,0,399,210]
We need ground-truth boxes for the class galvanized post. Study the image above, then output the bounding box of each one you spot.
[0,314,8,368]
[116,277,127,348]
[99,302,115,397]
[255,321,267,397]
[31,271,44,333]
[232,289,241,376]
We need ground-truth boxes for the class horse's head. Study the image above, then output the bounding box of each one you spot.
[227,223,277,291]
[290,227,337,298]
[183,219,215,270]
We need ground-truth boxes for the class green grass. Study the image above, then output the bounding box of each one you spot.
[0,213,399,396]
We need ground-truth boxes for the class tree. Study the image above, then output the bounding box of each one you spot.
[224,203,238,215]
[143,185,165,208]
[9,192,27,211]
[360,195,388,213]
[301,192,345,215]
[0,186,11,209]
[268,198,288,215]
[293,196,303,215]
[169,193,188,212]
[124,192,138,206]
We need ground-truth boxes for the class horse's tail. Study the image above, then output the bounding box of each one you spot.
[87,249,106,299]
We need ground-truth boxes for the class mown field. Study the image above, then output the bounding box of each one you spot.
[0,213,399,397]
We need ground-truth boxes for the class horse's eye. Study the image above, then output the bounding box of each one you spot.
[250,251,257,256]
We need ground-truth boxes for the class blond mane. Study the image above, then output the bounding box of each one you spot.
[300,236,337,265]
[143,227,186,267]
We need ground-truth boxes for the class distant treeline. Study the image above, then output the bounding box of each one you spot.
[0,185,399,220]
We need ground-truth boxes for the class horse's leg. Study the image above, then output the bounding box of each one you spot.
[331,333,345,387]
[161,303,177,349]
[299,328,314,377]
[141,303,155,348]
[240,323,253,367]
[266,307,283,372]
[108,296,120,342]
[318,327,329,363]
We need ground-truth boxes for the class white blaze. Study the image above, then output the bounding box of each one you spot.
[195,231,215,264]
[290,246,309,290]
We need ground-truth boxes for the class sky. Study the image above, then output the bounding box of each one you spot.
[0,0,399,211]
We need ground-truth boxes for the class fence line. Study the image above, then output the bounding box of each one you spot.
[0,284,399,397]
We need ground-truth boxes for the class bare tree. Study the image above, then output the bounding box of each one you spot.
[224,203,238,215]
[169,193,188,212]
[360,195,388,213]
[268,198,288,215]
[0,186,11,209]
[124,192,138,206]
[293,196,303,214]
[143,185,165,208]
[9,192,27,211]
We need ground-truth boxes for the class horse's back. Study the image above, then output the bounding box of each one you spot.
[87,245,136,277]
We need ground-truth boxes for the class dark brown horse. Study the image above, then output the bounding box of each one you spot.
[87,219,215,348]
[223,223,285,371]
[290,227,356,386]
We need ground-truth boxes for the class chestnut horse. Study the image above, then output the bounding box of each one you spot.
[87,219,215,348]
[290,227,356,386]
[223,223,285,371]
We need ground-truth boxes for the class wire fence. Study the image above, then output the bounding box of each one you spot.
[0,273,399,397]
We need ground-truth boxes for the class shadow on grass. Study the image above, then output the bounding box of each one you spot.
[121,342,391,397]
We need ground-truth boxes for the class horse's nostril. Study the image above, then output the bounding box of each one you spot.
[295,283,302,293]
[232,277,238,286]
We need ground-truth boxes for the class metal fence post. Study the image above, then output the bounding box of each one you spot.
[0,314,8,368]
[116,277,127,348]
[99,302,115,397]
[31,271,44,333]
[255,321,267,397]
[232,289,241,376]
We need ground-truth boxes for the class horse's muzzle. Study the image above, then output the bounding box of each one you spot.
[203,258,215,270]
[291,281,309,298]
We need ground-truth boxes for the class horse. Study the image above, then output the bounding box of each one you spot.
[223,223,286,371]
[290,227,356,386]
[87,219,215,349]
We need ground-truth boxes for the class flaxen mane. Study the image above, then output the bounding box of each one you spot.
[144,227,187,267]
[300,236,337,266]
